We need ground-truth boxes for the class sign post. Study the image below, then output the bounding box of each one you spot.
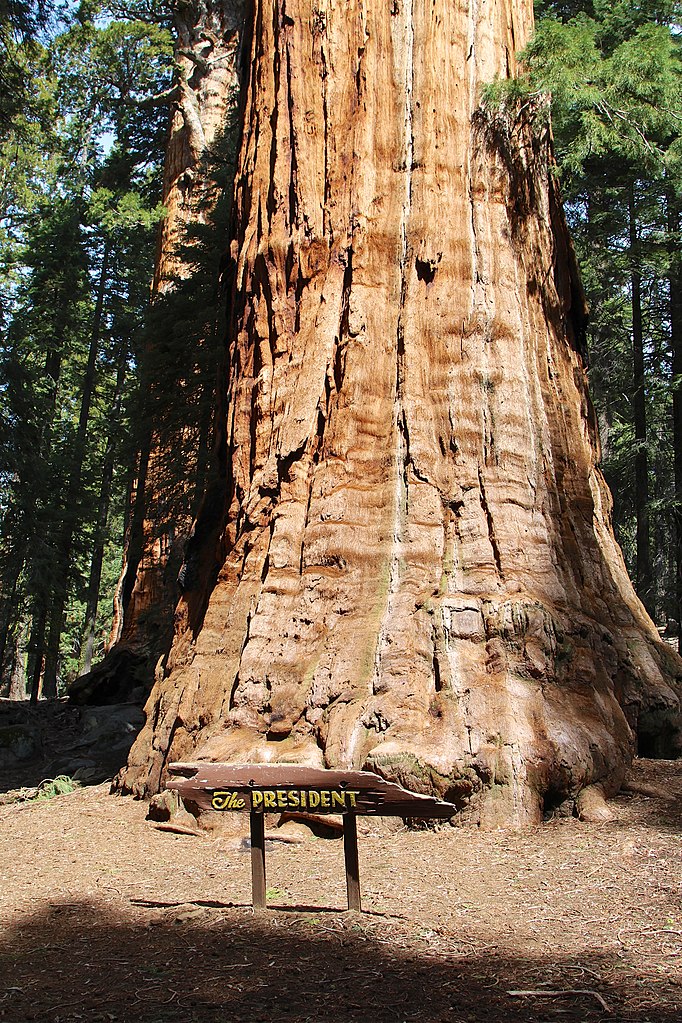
[249,809,266,910]
[343,812,361,911]
[167,763,457,912]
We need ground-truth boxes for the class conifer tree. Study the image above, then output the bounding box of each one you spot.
[503,0,682,622]
[0,1,169,696]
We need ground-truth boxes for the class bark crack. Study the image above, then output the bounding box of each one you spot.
[332,247,353,395]
[431,612,452,693]
[284,35,299,231]
[478,465,504,581]
[299,451,317,576]
[467,0,481,306]
[226,523,274,714]
[319,19,331,239]
[266,2,282,223]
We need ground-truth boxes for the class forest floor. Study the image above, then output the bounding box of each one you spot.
[0,759,681,1023]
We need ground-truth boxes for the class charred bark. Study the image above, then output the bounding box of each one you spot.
[121,0,682,824]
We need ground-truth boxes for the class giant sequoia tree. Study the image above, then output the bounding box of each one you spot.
[122,0,682,824]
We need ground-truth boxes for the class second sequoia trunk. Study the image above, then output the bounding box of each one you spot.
[122,0,682,824]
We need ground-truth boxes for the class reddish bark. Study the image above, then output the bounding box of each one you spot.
[121,0,681,823]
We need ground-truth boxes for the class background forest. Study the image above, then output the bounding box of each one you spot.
[1,0,681,700]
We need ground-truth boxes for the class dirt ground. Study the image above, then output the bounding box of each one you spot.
[0,759,681,1023]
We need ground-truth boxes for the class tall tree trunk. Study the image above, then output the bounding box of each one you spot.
[79,343,128,677]
[28,606,46,703]
[84,0,250,702]
[629,185,653,614]
[42,239,110,697]
[0,554,23,680]
[122,0,682,823]
[8,624,27,700]
[667,185,682,651]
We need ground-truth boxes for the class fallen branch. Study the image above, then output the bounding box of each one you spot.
[153,822,204,837]
[508,989,612,1013]
[621,780,676,801]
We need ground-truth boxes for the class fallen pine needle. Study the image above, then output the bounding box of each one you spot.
[508,989,612,1013]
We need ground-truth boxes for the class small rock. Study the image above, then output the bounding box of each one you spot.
[0,725,35,762]
[147,789,201,832]
[147,790,180,822]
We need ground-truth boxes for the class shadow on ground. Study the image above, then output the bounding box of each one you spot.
[0,898,677,1023]
[0,699,143,792]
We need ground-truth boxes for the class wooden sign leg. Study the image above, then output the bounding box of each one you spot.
[250,810,266,910]
[343,814,361,912]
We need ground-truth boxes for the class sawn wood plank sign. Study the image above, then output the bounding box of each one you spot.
[166,763,459,817]
[166,763,459,912]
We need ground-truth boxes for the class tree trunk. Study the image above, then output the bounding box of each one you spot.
[78,342,128,677]
[97,0,249,696]
[0,554,23,682]
[8,624,27,701]
[667,185,682,651]
[629,185,653,615]
[42,239,111,698]
[28,606,46,703]
[121,0,682,824]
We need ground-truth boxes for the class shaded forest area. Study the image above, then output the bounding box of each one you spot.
[2,0,682,701]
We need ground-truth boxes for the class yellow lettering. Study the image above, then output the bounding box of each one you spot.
[331,792,346,809]
[251,791,264,810]
[308,791,320,809]
[288,790,300,808]
[347,791,358,808]
[320,791,331,809]
[263,791,276,809]
[300,791,307,808]
[277,790,288,809]
[211,791,231,810]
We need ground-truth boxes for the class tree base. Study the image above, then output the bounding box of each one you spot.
[118,592,682,826]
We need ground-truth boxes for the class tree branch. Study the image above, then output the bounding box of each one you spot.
[126,85,180,109]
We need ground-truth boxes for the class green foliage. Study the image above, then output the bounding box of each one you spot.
[0,1,171,696]
[33,775,81,799]
[0,1,56,132]
[0,0,241,695]
[520,0,682,619]
[265,886,288,902]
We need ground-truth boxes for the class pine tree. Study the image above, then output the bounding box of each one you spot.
[0,2,169,696]
[500,1,682,622]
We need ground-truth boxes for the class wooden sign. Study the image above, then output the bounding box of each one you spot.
[166,763,457,914]
[166,763,458,817]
